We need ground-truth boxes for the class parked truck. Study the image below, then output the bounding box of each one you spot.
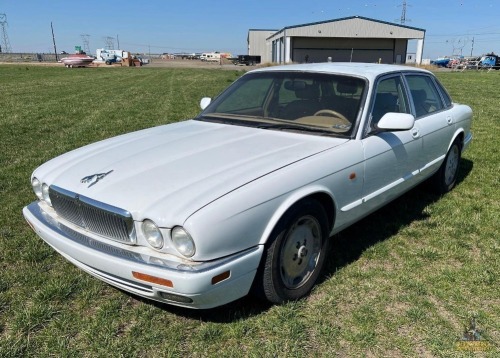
[478,53,500,70]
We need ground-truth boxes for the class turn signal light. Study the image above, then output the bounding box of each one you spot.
[132,271,173,288]
[211,270,230,285]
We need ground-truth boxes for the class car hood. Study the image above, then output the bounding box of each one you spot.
[35,120,348,226]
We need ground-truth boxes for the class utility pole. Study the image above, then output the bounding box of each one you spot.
[103,36,115,50]
[81,34,90,54]
[0,13,12,53]
[470,37,474,57]
[398,1,411,25]
[51,22,58,61]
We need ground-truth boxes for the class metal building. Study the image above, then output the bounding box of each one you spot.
[247,29,277,64]
[249,16,425,65]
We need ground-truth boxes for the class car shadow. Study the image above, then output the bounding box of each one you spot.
[133,159,473,322]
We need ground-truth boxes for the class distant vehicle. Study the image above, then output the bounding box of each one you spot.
[478,53,500,69]
[60,52,94,68]
[200,52,221,62]
[96,49,127,65]
[235,55,261,66]
[175,53,200,60]
[431,57,451,67]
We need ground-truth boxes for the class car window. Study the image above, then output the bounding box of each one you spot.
[405,75,444,117]
[370,75,410,128]
[433,78,452,108]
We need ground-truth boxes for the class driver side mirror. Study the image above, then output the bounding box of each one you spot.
[200,97,212,110]
[376,112,415,131]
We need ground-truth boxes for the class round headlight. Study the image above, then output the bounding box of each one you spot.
[171,227,196,257]
[41,183,52,206]
[32,177,43,200]
[142,220,164,249]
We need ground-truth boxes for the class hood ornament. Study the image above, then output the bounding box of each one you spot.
[81,170,114,188]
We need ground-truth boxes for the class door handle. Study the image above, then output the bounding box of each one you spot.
[446,116,453,125]
[411,128,420,138]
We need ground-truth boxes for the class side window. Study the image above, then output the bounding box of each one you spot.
[371,75,409,127]
[434,79,452,108]
[405,75,444,117]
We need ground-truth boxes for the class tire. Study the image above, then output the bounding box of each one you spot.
[257,198,330,303]
[433,138,462,194]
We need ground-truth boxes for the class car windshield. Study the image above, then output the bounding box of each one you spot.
[196,71,366,137]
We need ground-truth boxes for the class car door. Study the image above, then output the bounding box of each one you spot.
[361,74,423,212]
[404,74,454,176]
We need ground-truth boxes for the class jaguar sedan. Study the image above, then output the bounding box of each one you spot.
[23,63,472,309]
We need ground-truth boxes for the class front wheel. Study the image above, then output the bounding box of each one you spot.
[433,138,462,194]
[257,199,330,303]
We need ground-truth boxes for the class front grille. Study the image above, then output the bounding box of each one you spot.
[49,185,136,244]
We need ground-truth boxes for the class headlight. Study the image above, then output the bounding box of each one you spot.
[142,220,164,249]
[41,183,52,206]
[171,227,195,257]
[32,177,43,200]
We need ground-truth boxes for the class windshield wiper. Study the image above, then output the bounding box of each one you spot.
[257,123,334,135]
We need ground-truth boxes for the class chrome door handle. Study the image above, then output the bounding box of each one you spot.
[411,128,420,138]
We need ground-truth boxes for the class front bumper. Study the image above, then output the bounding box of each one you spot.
[23,202,263,309]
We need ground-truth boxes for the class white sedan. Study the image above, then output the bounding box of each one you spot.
[23,63,472,309]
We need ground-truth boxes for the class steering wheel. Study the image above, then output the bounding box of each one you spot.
[314,109,349,123]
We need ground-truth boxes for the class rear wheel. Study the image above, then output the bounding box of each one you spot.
[433,138,461,194]
[257,199,329,303]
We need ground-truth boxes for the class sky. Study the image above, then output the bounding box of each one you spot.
[1,0,499,60]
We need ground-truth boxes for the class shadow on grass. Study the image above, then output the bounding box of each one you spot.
[134,159,473,322]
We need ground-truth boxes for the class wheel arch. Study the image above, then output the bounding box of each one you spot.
[449,129,464,151]
[258,186,336,246]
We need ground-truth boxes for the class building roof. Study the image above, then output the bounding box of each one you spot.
[267,15,425,40]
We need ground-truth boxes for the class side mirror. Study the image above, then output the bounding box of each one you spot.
[200,97,212,110]
[376,113,415,131]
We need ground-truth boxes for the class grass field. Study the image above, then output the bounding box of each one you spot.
[0,64,498,357]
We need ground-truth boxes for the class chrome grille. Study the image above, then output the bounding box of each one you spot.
[49,185,136,244]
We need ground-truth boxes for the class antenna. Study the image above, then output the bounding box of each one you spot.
[81,34,90,54]
[103,36,115,50]
[0,13,12,53]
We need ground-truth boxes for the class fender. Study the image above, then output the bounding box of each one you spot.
[258,185,336,245]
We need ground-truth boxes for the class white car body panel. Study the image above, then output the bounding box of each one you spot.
[23,63,473,309]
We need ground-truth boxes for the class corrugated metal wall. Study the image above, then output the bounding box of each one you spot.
[248,30,276,63]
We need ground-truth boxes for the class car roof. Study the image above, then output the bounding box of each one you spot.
[250,62,432,82]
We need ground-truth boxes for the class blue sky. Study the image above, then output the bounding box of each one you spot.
[1,0,499,59]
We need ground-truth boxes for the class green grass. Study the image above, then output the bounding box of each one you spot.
[0,65,498,357]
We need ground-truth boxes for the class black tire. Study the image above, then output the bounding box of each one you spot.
[433,138,462,194]
[257,198,330,303]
